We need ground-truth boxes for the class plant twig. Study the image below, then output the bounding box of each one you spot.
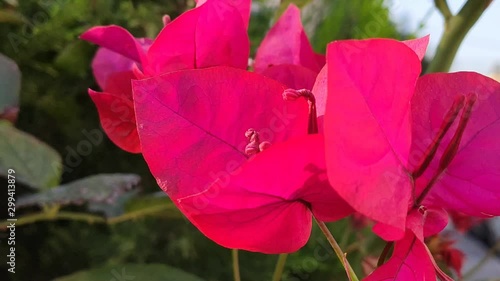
[434,0,453,22]
[315,218,359,281]
[427,0,491,73]
[0,211,106,229]
[107,203,180,224]
[0,204,181,230]
[271,254,288,281]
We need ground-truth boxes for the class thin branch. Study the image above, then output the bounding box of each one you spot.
[434,0,453,22]
[0,204,181,230]
[426,0,491,73]
[106,204,180,224]
[315,218,359,281]
[0,211,106,229]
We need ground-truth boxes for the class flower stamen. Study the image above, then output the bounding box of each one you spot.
[283,88,318,134]
[244,129,272,157]
[414,93,477,206]
[412,95,465,178]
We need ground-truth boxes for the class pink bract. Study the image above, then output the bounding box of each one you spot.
[82,33,151,153]
[324,37,500,243]
[133,66,309,200]
[411,72,500,218]
[133,66,353,253]
[254,4,324,89]
[144,0,250,75]
[311,36,429,133]
[365,231,441,281]
[324,38,421,235]
[195,0,251,28]
[179,135,353,253]
[82,0,251,153]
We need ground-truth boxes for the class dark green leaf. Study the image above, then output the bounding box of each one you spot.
[0,121,62,189]
[17,173,140,208]
[53,263,206,281]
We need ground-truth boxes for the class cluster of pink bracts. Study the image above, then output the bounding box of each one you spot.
[81,0,500,280]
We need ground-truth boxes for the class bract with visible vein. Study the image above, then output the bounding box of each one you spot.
[324,39,422,235]
[133,66,309,200]
[411,72,500,218]
[82,0,250,152]
[254,4,323,89]
[81,25,147,64]
[178,135,353,253]
[145,0,250,75]
[365,231,437,281]
[82,34,151,153]
[195,0,251,28]
[312,36,428,133]
[133,66,354,253]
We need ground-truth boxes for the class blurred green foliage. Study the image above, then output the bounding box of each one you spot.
[0,0,410,280]
[309,0,408,52]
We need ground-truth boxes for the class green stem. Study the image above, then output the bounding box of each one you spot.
[107,204,180,224]
[232,249,241,281]
[426,0,491,73]
[0,211,106,229]
[0,204,181,230]
[314,218,359,281]
[434,0,452,21]
[271,254,288,281]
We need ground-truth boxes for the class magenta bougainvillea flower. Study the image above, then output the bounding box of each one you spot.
[81,0,250,153]
[132,66,353,253]
[254,4,324,90]
[85,34,151,153]
[324,37,500,279]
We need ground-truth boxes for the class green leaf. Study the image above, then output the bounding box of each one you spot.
[17,173,141,208]
[54,263,206,281]
[54,41,95,77]
[0,121,62,189]
[0,53,21,120]
[87,190,139,218]
[308,0,407,53]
